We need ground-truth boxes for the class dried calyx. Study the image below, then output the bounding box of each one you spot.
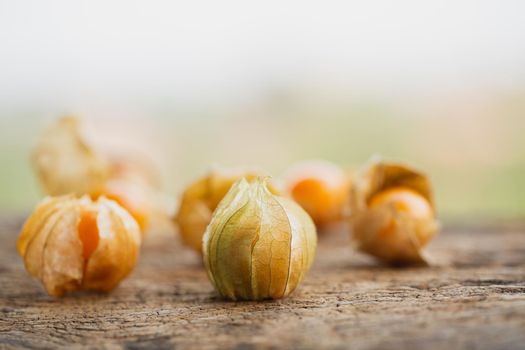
[350,159,438,265]
[17,195,142,297]
[32,117,109,196]
[203,177,317,301]
[32,116,158,231]
[175,167,279,254]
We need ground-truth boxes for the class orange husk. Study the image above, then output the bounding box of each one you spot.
[350,159,438,265]
[17,195,141,297]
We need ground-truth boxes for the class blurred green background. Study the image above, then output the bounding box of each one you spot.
[2,95,524,220]
[1,1,524,220]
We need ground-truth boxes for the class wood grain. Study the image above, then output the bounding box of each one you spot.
[1,216,524,350]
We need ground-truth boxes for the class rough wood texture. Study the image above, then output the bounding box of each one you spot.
[1,216,524,350]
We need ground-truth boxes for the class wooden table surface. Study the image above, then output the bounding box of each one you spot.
[1,216,524,350]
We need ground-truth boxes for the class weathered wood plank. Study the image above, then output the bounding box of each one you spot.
[1,217,524,350]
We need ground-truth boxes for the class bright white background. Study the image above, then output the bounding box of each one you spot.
[1,0,524,109]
